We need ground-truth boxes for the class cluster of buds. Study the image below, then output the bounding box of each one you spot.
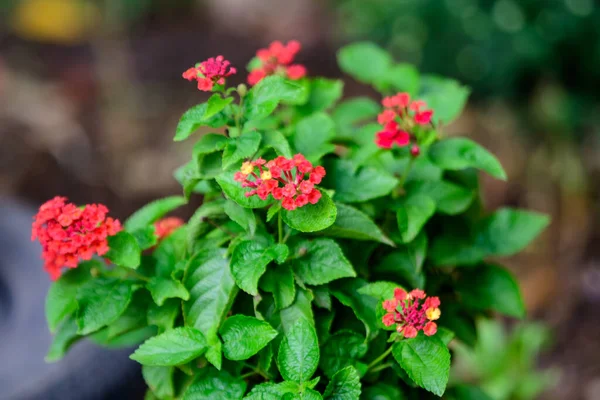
[31,197,122,280]
[382,288,441,338]
[182,55,237,91]
[234,154,325,211]
[375,93,434,154]
[248,40,307,86]
[154,217,184,241]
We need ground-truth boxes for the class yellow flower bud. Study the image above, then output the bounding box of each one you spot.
[241,162,254,175]
[261,170,272,180]
[426,307,441,321]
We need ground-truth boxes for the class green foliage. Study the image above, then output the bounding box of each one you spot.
[43,42,551,400]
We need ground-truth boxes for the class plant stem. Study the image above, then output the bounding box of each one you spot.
[241,371,258,379]
[117,265,150,282]
[397,158,415,189]
[368,362,393,374]
[278,210,283,244]
[366,345,394,371]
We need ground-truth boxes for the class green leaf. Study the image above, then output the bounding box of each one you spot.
[357,281,403,331]
[392,334,451,396]
[260,265,296,309]
[244,76,306,120]
[130,327,207,366]
[288,389,323,400]
[376,63,420,95]
[428,138,506,180]
[224,200,256,236]
[142,366,175,399]
[184,249,238,369]
[293,113,336,163]
[326,160,399,203]
[46,314,81,362]
[332,98,380,139]
[131,226,158,250]
[147,298,180,332]
[457,264,525,317]
[361,383,405,400]
[193,133,228,155]
[231,240,277,295]
[244,382,300,399]
[198,152,224,179]
[105,231,141,269]
[124,196,187,231]
[320,331,368,379]
[280,288,315,334]
[406,180,474,215]
[278,318,320,383]
[451,385,494,400]
[478,208,549,256]
[282,191,337,233]
[205,94,234,120]
[267,203,282,222]
[222,131,262,169]
[262,130,293,158]
[220,315,278,360]
[46,262,94,332]
[330,279,379,340]
[290,238,356,285]
[375,234,427,289]
[301,78,344,112]
[76,278,135,335]
[184,368,247,400]
[186,200,226,252]
[323,366,362,400]
[106,292,148,338]
[216,171,272,209]
[90,325,157,349]
[338,42,392,84]
[323,202,393,246]
[153,226,187,276]
[174,103,230,141]
[419,76,470,125]
[396,195,435,244]
[147,277,190,306]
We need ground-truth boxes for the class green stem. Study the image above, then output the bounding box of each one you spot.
[368,362,393,374]
[278,210,283,244]
[398,158,415,189]
[235,92,245,133]
[116,266,150,282]
[367,345,394,371]
[241,371,258,379]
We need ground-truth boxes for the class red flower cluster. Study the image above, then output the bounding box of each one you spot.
[182,55,236,91]
[375,93,434,151]
[234,154,325,211]
[248,40,307,86]
[31,196,122,280]
[382,288,441,338]
[154,217,184,241]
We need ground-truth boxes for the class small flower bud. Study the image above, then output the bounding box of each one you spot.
[237,83,247,97]
[410,145,420,157]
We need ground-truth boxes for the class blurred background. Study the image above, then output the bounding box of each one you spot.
[0,0,599,399]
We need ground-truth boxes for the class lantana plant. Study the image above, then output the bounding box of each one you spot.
[37,41,550,399]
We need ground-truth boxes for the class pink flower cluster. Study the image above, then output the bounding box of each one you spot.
[154,217,184,241]
[382,288,441,338]
[248,40,307,86]
[375,93,434,153]
[182,55,236,91]
[234,154,325,211]
[31,196,122,280]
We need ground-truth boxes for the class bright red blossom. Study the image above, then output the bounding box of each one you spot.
[182,55,236,92]
[248,40,306,86]
[154,217,184,241]
[381,287,441,338]
[31,197,122,280]
[234,154,325,210]
[375,92,434,150]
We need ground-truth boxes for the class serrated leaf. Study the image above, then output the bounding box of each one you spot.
[338,42,392,84]
[244,382,300,399]
[332,97,380,139]
[205,94,234,120]
[325,160,398,203]
[142,366,175,399]
[361,383,405,400]
[260,265,296,309]
[406,180,474,215]
[396,195,436,243]
[174,103,230,141]
[153,226,187,277]
[186,200,226,252]
[290,238,356,285]
[244,76,306,120]
[266,203,282,222]
[262,130,293,158]
[292,113,336,163]
[320,331,368,379]
[76,278,135,335]
[282,191,337,233]
[184,368,247,400]
[278,318,320,383]
[147,277,190,306]
[131,226,159,250]
[147,298,180,332]
[46,314,81,362]
[323,202,393,245]
[216,171,272,209]
[323,366,361,400]
[220,315,278,360]
[184,249,238,369]
[224,200,256,236]
[46,261,94,332]
[280,288,315,334]
[130,327,207,366]
[429,138,506,180]
[231,240,277,295]
[330,279,379,340]
[124,196,187,231]
[222,131,262,169]
[457,264,525,318]
[392,334,451,396]
[300,78,344,112]
[193,133,228,155]
[105,231,141,269]
[106,292,149,338]
[374,234,427,289]
[376,63,420,95]
[419,76,470,125]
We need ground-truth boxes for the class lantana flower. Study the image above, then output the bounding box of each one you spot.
[154,217,184,241]
[382,288,441,338]
[375,92,434,151]
[247,40,307,86]
[234,154,325,210]
[182,55,236,91]
[31,196,122,280]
